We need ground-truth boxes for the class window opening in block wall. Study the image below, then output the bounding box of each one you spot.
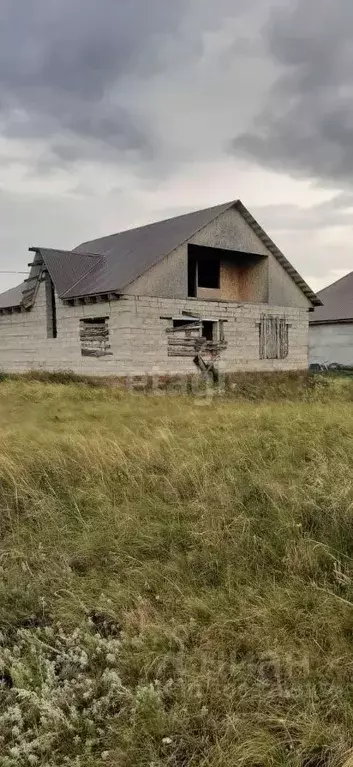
[201,320,215,341]
[172,319,196,330]
[166,316,226,357]
[45,273,57,339]
[80,316,112,357]
[259,315,289,360]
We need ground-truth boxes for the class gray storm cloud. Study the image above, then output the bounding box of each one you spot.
[232,0,353,184]
[0,0,262,170]
[0,0,192,162]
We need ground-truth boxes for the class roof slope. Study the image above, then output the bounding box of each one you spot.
[310,271,353,324]
[67,200,320,305]
[65,201,233,298]
[0,282,26,310]
[34,249,103,297]
[0,200,321,308]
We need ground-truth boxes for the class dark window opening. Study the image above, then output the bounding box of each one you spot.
[172,319,194,330]
[80,316,112,357]
[197,256,220,289]
[83,317,107,325]
[202,321,215,341]
[45,274,57,339]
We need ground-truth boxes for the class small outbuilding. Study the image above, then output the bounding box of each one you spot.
[309,271,353,368]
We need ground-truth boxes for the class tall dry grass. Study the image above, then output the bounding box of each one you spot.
[1,377,353,765]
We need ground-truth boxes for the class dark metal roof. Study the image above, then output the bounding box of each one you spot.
[66,201,234,298]
[66,200,320,305]
[0,199,321,308]
[0,282,26,309]
[310,271,353,324]
[30,248,103,298]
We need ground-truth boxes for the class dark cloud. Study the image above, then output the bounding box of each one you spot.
[254,192,353,232]
[231,0,353,184]
[251,193,353,289]
[0,0,265,172]
[0,0,192,163]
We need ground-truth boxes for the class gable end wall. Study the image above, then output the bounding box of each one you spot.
[125,207,312,309]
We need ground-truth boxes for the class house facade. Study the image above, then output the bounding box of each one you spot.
[309,271,353,368]
[0,200,320,377]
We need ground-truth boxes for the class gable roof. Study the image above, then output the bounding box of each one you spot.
[0,200,321,309]
[310,271,353,324]
[67,201,234,299]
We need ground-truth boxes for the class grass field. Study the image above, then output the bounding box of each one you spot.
[1,375,353,766]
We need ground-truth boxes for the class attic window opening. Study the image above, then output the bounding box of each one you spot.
[80,316,112,357]
[45,274,57,339]
[197,256,220,289]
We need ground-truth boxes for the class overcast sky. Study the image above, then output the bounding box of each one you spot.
[0,0,352,294]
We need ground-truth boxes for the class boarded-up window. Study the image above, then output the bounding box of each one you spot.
[166,317,226,356]
[259,315,289,360]
[80,317,112,357]
[167,318,202,357]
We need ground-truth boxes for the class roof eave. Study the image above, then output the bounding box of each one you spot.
[235,201,322,307]
[310,317,353,325]
[62,289,122,302]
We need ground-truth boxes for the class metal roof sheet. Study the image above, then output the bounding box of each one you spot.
[65,201,234,298]
[310,271,353,324]
[33,248,102,297]
[0,282,26,309]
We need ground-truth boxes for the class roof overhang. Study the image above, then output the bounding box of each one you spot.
[235,201,322,307]
[310,317,353,326]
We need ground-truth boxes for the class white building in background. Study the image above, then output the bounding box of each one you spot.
[309,271,353,368]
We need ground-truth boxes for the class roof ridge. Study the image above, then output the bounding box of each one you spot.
[30,246,102,260]
[75,200,238,252]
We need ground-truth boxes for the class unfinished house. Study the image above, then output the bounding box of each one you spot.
[0,200,321,378]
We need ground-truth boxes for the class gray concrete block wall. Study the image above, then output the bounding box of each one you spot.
[268,253,310,310]
[0,282,309,375]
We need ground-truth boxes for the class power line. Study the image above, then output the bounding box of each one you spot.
[0,271,29,274]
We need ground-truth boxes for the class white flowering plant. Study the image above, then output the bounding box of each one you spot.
[0,620,171,766]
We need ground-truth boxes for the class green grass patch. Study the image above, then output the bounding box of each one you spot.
[0,378,353,765]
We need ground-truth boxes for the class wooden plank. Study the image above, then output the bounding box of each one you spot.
[279,317,289,359]
[80,329,110,339]
[167,349,196,357]
[81,349,113,357]
[168,337,197,347]
[166,322,201,333]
